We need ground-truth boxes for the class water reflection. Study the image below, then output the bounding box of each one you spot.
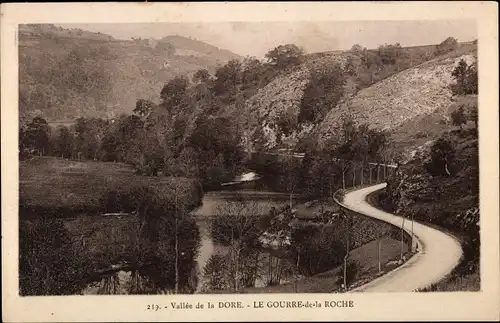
[83,264,199,295]
[82,191,293,294]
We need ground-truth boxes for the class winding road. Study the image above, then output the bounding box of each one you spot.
[340,183,463,292]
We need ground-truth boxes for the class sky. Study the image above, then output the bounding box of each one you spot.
[56,20,477,58]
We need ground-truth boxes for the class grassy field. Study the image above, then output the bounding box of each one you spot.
[19,157,202,216]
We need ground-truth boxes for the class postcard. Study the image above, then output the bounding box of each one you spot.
[1,2,499,322]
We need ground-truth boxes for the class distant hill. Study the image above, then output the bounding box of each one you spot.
[159,35,241,62]
[18,24,241,124]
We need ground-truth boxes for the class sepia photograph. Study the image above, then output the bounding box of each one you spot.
[2,2,499,322]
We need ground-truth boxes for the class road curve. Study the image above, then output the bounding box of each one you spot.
[340,183,463,292]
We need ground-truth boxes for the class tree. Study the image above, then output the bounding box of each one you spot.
[161,75,190,107]
[201,254,232,292]
[451,106,467,129]
[192,69,211,84]
[350,44,365,53]
[210,201,265,291]
[298,63,346,123]
[276,109,297,137]
[265,44,305,70]
[19,218,92,295]
[241,56,263,86]
[52,126,74,158]
[213,59,243,95]
[73,117,108,160]
[344,54,363,77]
[22,117,50,156]
[437,37,458,54]
[450,59,478,95]
[290,223,346,276]
[378,43,403,65]
[134,99,156,117]
[426,136,456,176]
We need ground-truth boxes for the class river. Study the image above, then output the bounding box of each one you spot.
[80,185,301,294]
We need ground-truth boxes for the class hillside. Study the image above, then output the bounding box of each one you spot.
[160,35,241,62]
[18,24,241,124]
[315,45,477,151]
[225,41,477,151]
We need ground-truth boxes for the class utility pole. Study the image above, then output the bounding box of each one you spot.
[369,164,372,184]
[411,213,415,252]
[288,144,293,210]
[352,163,356,187]
[174,188,179,294]
[378,239,382,273]
[400,216,405,260]
[343,210,351,292]
[342,160,346,190]
[360,163,364,186]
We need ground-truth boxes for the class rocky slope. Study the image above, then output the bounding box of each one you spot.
[314,48,477,151]
[233,53,349,150]
[228,43,477,153]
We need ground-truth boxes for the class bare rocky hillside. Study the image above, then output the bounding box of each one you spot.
[228,43,477,152]
[312,47,477,153]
